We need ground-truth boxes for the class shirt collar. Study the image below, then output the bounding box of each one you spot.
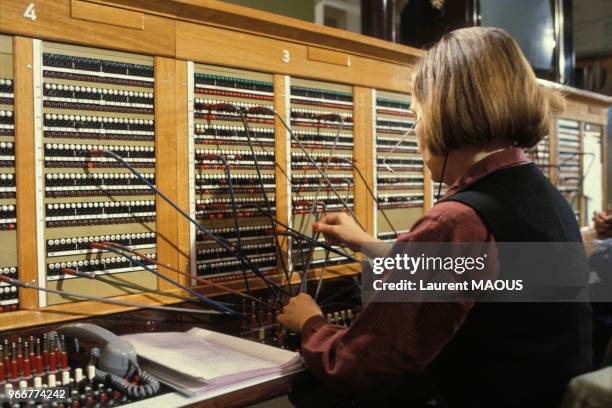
[440,147,529,199]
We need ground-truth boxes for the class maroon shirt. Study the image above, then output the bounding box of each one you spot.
[299,147,529,389]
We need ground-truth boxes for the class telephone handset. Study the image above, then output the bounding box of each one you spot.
[55,323,161,398]
[55,322,138,377]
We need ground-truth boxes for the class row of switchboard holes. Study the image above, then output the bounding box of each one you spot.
[195,73,273,93]
[194,125,274,140]
[196,225,273,242]
[46,200,155,215]
[378,193,424,206]
[197,242,274,258]
[43,53,153,78]
[0,173,14,187]
[196,256,276,275]
[0,286,18,301]
[46,233,155,253]
[47,254,157,277]
[291,86,352,103]
[291,152,353,170]
[196,197,275,219]
[0,110,13,122]
[44,144,154,156]
[0,204,16,219]
[0,264,18,311]
[0,141,14,160]
[45,172,153,184]
[45,83,152,100]
[195,111,273,124]
[45,201,155,227]
[0,78,13,93]
[44,115,154,136]
[44,172,154,197]
[376,138,418,152]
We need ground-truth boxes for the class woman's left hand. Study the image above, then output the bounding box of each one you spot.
[276,293,323,332]
[593,212,612,238]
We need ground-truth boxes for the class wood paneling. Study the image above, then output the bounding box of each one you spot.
[274,75,290,275]
[561,97,609,125]
[549,118,559,186]
[13,36,38,309]
[71,0,144,30]
[353,87,374,235]
[155,57,180,290]
[173,0,422,64]
[0,308,185,338]
[0,0,174,57]
[176,21,415,93]
[175,60,191,287]
[90,0,424,65]
[307,47,350,67]
[365,91,376,235]
[0,290,187,330]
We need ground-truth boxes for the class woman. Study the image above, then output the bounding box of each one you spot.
[277,27,593,407]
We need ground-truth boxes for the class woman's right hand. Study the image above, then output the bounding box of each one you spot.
[313,212,376,252]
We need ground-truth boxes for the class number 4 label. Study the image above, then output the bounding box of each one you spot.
[23,3,37,21]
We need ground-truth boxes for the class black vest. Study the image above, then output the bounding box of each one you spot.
[430,163,593,408]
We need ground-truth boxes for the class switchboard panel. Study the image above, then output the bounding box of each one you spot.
[38,42,157,306]
[190,64,278,282]
[0,35,18,312]
[289,78,355,272]
[556,119,582,221]
[374,91,423,241]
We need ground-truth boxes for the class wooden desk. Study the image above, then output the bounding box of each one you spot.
[0,280,359,408]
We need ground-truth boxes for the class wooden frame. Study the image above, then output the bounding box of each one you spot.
[273,74,290,273]
[13,36,39,309]
[0,0,609,331]
[353,86,373,235]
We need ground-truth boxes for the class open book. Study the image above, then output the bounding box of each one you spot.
[122,328,303,396]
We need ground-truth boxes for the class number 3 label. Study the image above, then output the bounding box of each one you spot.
[23,3,37,21]
[282,50,290,64]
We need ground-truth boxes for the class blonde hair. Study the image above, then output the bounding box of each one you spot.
[413,27,564,155]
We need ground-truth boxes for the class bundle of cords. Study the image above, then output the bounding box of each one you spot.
[90,347,160,399]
